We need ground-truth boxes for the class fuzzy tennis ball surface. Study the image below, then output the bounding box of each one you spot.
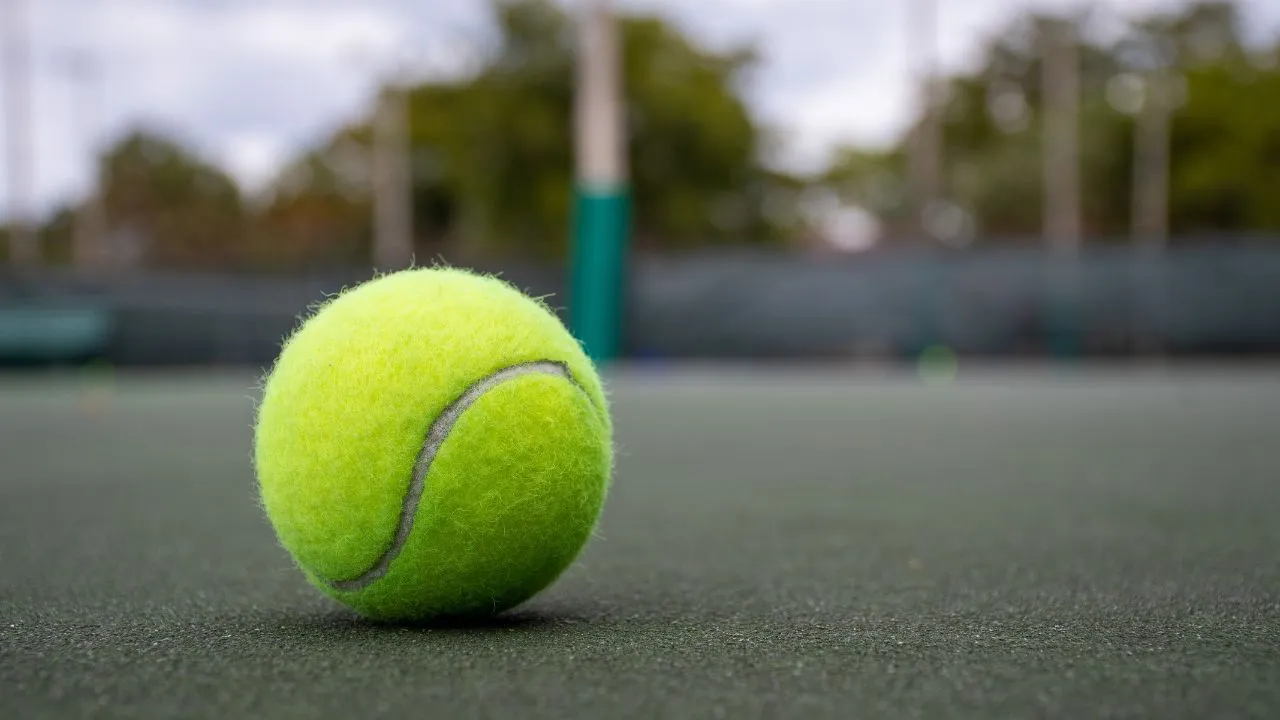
[254,267,613,622]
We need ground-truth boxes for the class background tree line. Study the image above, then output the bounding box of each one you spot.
[825,1,1280,242]
[8,0,1279,270]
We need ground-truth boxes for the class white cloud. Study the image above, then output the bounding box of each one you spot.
[223,133,288,192]
[230,6,404,66]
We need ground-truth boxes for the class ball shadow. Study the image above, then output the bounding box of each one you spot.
[272,606,595,635]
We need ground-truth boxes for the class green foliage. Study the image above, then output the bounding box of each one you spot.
[1173,63,1280,232]
[36,207,77,265]
[101,130,247,267]
[822,0,1280,243]
[622,16,770,248]
[24,0,1274,268]
[9,0,793,269]
[819,146,910,231]
[449,0,578,257]
[251,140,374,269]
[267,0,792,263]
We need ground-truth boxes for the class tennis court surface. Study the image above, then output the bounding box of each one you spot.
[2,366,1278,718]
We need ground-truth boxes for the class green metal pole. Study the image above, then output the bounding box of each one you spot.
[571,0,629,364]
[572,188,629,363]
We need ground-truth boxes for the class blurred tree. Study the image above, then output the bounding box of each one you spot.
[262,0,795,264]
[445,0,578,258]
[621,15,781,249]
[35,205,76,265]
[818,147,910,235]
[14,0,1274,270]
[99,130,247,268]
[1172,62,1280,232]
[821,0,1280,243]
[249,133,374,269]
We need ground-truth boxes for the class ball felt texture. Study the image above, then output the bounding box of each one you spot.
[254,268,613,621]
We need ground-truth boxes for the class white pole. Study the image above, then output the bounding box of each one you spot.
[372,72,413,270]
[1040,18,1084,358]
[1042,19,1081,255]
[2,0,38,266]
[571,0,629,362]
[577,0,625,191]
[908,0,942,240]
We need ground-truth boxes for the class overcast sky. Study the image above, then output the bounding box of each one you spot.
[2,0,1277,219]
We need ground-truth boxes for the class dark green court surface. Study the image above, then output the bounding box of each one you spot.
[2,367,1278,718]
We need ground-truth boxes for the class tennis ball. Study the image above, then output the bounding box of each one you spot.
[254,267,613,622]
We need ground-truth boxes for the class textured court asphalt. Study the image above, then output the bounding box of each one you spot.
[1,366,1278,719]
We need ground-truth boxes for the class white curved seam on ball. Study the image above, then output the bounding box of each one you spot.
[323,360,580,592]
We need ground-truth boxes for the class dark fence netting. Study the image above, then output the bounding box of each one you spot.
[631,245,1280,359]
[0,263,565,367]
[3,245,1279,366]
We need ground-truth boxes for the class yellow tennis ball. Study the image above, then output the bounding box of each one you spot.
[254,268,613,621]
